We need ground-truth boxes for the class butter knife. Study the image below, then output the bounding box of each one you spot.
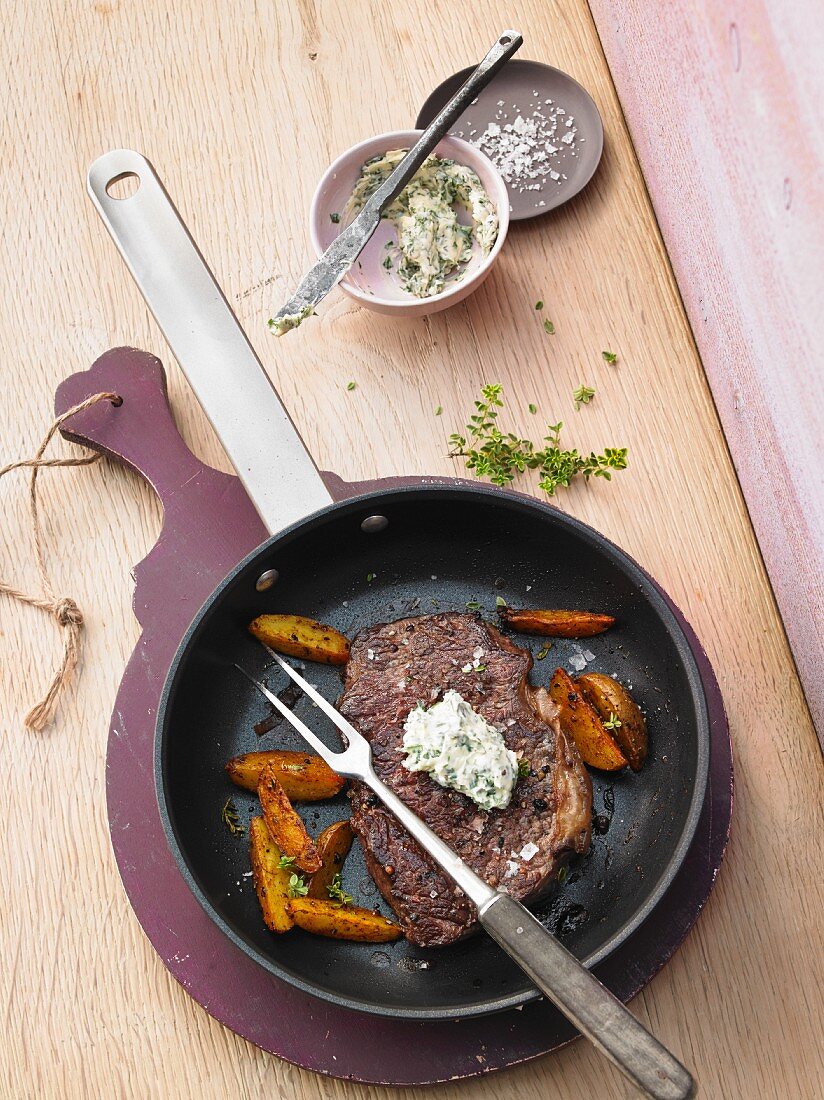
[269,29,522,334]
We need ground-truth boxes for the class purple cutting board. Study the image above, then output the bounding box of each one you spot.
[56,348,733,1086]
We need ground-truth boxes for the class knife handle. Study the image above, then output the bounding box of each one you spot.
[367,30,523,212]
[479,894,696,1100]
[424,29,524,140]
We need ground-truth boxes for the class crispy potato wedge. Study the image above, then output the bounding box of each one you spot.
[308,820,354,899]
[258,762,322,873]
[226,750,345,800]
[249,816,294,933]
[248,613,350,665]
[287,897,402,942]
[498,607,615,638]
[549,667,627,771]
[576,672,648,772]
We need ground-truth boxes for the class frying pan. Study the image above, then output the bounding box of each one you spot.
[88,150,710,1021]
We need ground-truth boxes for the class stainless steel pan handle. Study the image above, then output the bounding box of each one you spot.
[87,150,333,534]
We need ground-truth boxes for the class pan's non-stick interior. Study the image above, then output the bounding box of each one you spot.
[158,486,708,1019]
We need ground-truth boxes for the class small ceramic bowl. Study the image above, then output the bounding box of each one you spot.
[310,130,510,317]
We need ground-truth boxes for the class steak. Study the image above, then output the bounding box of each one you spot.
[340,612,592,946]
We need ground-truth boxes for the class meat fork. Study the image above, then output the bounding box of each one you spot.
[237,648,695,1100]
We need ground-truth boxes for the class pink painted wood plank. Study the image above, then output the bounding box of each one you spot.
[589,0,824,738]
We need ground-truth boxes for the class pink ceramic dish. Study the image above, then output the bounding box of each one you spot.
[310,130,510,317]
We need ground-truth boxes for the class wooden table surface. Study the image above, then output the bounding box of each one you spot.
[0,2,821,1097]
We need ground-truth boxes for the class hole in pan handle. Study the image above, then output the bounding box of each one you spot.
[86,148,333,536]
[105,171,140,200]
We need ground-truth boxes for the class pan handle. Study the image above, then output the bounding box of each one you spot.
[87,150,333,535]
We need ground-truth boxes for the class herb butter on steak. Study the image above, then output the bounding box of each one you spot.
[340,612,592,947]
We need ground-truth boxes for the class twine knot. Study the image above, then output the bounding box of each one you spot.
[53,597,84,627]
[1,389,120,732]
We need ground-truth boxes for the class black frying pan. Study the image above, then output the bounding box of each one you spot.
[88,152,710,1022]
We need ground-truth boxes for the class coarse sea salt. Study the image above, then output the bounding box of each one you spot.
[468,98,579,197]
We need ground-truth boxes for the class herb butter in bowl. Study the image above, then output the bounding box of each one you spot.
[310,130,509,317]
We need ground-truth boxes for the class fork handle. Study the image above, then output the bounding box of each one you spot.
[479,894,695,1099]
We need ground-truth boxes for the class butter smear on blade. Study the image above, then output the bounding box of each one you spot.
[269,303,313,337]
[344,150,498,298]
[402,689,518,811]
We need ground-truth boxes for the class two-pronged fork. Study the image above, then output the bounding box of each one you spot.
[237,648,694,1100]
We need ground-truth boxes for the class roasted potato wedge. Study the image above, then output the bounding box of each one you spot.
[226,750,345,800]
[498,607,615,638]
[308,820,354,899]
[249,816,294,933]
[576,672,648,772]
[287,897,402,942]
[549,667,628,771]
[258,762,322,873]
[248,613,350,665]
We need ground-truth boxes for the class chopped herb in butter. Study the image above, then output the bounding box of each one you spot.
[269,303,313,337]
[401,690,518,812]
[344,150,499,298]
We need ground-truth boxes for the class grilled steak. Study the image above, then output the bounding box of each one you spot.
[340,612,592,947]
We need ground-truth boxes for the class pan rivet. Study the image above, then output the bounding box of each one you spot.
[361,514,389,534]
[255,569,279,592]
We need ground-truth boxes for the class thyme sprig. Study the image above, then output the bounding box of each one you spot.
[327,872,353,906]
[573,385,596,410]
[288,872,309,898]
[221,797,245,836]
[448,384,627,496]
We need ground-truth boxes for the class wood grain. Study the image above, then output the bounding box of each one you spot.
[0,2,821,1098]
[589,0,824,739]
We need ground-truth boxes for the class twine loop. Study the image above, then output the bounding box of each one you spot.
[0,390,120,731]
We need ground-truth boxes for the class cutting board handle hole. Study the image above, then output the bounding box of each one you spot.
[105,172,140,200]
